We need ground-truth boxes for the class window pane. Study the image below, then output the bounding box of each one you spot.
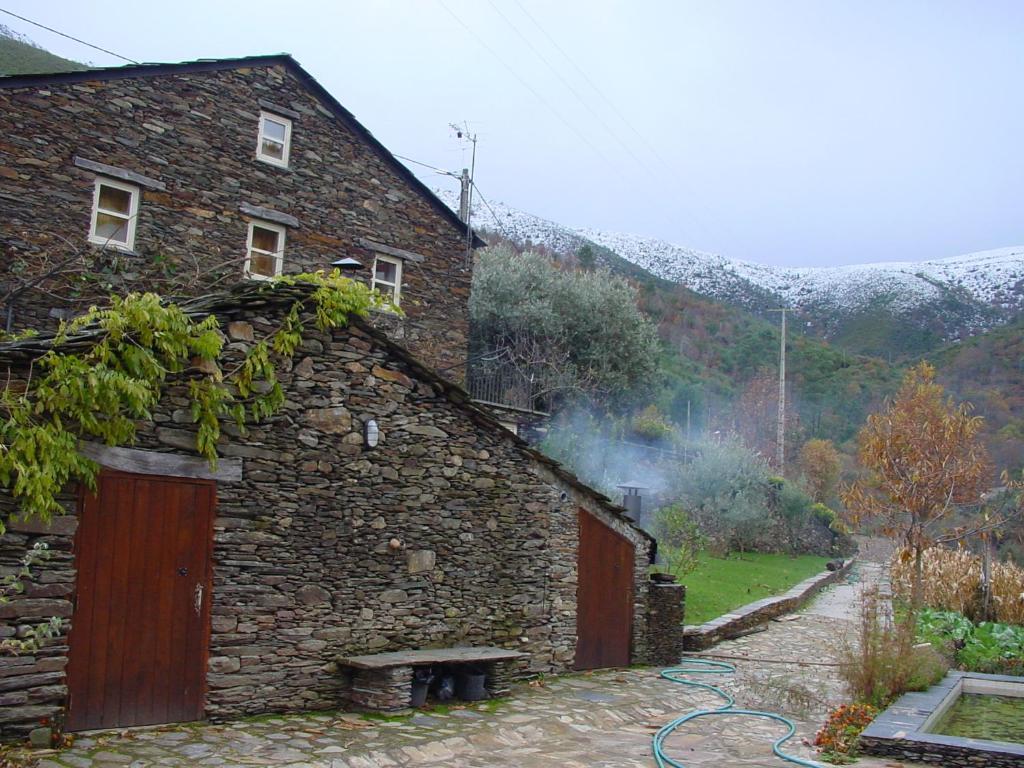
[95,212,129,243]
[260,138,284,160]
[98,184,132,215]
[249,251,276,277]
[375,259,397,283]
[251,226,279,253]
[263,118,287,142]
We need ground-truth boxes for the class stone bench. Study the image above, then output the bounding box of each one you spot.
[337,646,529,711]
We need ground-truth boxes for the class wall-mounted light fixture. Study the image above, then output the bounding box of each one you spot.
[364,419,380,449]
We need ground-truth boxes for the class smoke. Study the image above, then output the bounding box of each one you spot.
[541,407,693,533]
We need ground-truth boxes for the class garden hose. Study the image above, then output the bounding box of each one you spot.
[653,658,823,768]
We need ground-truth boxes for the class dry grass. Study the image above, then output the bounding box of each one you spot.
[838,585,948,708]
[890,546,1024,625]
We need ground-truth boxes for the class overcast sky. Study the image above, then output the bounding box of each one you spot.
[5,1,1023,267]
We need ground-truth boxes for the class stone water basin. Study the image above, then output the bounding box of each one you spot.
[860,671,1024,767]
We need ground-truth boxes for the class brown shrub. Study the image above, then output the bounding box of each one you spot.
[839,586,949,708]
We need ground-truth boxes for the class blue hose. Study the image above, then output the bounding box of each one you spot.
[653,659,823,768]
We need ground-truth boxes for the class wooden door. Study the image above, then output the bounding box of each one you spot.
[67,471,215,731]
[575,509,634,670]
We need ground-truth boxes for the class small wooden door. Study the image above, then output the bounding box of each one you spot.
[575,508,634,670]
[67,471,215,731]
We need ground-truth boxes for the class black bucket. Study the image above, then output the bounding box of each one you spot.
[410,668,432,707]
[456,668,488,701]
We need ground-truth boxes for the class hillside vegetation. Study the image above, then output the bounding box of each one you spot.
[0,26,86,76]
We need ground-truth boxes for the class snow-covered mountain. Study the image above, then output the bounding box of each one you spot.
[440,188,1024,350]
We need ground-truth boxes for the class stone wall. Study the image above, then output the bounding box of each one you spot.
[0,60,472,379]
[682,559,853,651]
[0,298,653,737]
[646,581,686,666]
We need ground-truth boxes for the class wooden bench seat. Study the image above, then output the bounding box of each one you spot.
[336,646,529,711]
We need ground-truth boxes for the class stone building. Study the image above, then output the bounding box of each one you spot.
[0,57,684,739]
[0,54,480,378]
[0,284,682,737]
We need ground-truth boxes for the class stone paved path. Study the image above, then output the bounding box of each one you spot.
[29,545,912,768]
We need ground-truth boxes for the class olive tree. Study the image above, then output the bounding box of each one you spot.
[469,246,659,405]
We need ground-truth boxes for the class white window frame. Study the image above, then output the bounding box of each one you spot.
[371,255,403,306]
[255,111,292,168]
[88,177,139,251]
[244,220,286,281]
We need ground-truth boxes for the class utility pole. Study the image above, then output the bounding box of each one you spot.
[458,168,470,223]
[768,308,788,473]
[450,122,477,269]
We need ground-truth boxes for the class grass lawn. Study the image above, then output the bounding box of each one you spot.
[681,551,831,625]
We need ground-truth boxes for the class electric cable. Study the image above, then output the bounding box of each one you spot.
[0,7,138,63]
[433,0,627,179]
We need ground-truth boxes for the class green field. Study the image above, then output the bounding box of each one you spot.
[680,552,831,625]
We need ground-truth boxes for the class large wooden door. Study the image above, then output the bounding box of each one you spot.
[67,471,215,731]
[575,508,634,670]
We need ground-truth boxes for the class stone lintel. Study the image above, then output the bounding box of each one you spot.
[258,99,301,120]
[239,202,300,228]
[358,237,425,263]
[73,156,166,191]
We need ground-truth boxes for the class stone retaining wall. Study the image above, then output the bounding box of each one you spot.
[683,560,853,651]
[0,300,656,738]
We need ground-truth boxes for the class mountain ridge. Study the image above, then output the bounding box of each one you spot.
[443,189,1023,357]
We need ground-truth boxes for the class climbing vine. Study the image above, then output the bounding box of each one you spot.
[0,270,380,529]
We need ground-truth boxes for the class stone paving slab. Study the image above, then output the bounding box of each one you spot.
[21,551,920,768]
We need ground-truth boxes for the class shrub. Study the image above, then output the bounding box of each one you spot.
[815,702,878,763]
[892,546,1024,625]
[630,404,674,442]
[840,586,948,709]
[672,438,774,554]
[654,503,705,578]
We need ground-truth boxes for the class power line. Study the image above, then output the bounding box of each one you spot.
[393,153,460,178]
[508,0,665,166]
[481,0,657,177]
[433,0,627,179]
[0,7,138,64]
[470,180,511,238]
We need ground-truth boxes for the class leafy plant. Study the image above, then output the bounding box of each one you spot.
[0,271,377,527]
[653,503,704,578]
[918,608,1024,675]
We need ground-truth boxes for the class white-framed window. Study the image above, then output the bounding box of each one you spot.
[372,255,402,305]
[256,111,292,167]
[88,178,139,250]
[244,220,285,280]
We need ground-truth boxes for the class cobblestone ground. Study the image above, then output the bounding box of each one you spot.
[28,545,910,768]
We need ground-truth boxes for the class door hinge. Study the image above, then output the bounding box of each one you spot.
[194,583,204,617]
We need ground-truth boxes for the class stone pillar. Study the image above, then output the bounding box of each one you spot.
[484,660,517,697]
[347,667,414,711]
[646,579,686,666]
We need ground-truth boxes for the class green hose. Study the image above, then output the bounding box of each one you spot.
[653,659,823,768]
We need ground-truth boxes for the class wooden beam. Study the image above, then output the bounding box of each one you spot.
[80,442,243,482]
